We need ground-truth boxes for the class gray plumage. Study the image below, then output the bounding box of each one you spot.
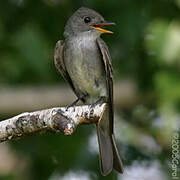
[54,7,123,176]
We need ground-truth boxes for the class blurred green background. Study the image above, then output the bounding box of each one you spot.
[0,0,180,180]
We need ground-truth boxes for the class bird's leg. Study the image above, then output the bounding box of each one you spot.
[90,96,106,109]
[66,93,88,110]
[66,97,81,110]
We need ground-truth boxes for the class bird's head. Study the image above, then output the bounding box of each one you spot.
[64,7,115,38]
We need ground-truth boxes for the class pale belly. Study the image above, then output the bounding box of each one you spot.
[64,37,107,102]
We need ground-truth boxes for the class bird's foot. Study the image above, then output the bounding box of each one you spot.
[66,98,80,111]
[90,96,106,109]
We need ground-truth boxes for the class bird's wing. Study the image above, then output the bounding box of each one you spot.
[96,37,114,175]
[97,38,123,174]
[54,40,77,94]
[96,37,114,132]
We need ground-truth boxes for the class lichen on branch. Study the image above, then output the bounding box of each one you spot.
[0,103,106,143]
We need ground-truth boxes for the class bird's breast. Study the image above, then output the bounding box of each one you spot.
[64,35,107,101]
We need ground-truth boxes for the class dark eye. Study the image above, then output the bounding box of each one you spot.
[84,17,91,23]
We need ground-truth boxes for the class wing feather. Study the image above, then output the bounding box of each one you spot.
[96,38,114,133]
[54,40,77,94]
[97,38,123,173]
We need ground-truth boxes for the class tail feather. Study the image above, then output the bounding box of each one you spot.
[96,104,123,176]
[96,125,113,176]
[112,134,124,173]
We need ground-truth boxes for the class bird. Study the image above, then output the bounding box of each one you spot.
[54,7,123,176]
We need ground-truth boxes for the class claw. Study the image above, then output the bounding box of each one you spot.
[90,96,106,109]
[66,97,80,111]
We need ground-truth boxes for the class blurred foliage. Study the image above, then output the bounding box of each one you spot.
[0,0,180,180]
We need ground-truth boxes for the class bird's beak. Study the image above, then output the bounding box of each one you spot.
[91,22,115,34]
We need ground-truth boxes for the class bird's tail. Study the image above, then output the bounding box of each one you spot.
[96,106,123,176]
[96,124,113,176]
[111,134,124,173]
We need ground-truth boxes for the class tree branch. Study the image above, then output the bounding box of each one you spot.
[0,103,106,143]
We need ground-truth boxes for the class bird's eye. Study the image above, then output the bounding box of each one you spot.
[84,17,91,23]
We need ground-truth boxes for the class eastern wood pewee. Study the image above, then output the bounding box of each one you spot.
[54,7,123,176]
